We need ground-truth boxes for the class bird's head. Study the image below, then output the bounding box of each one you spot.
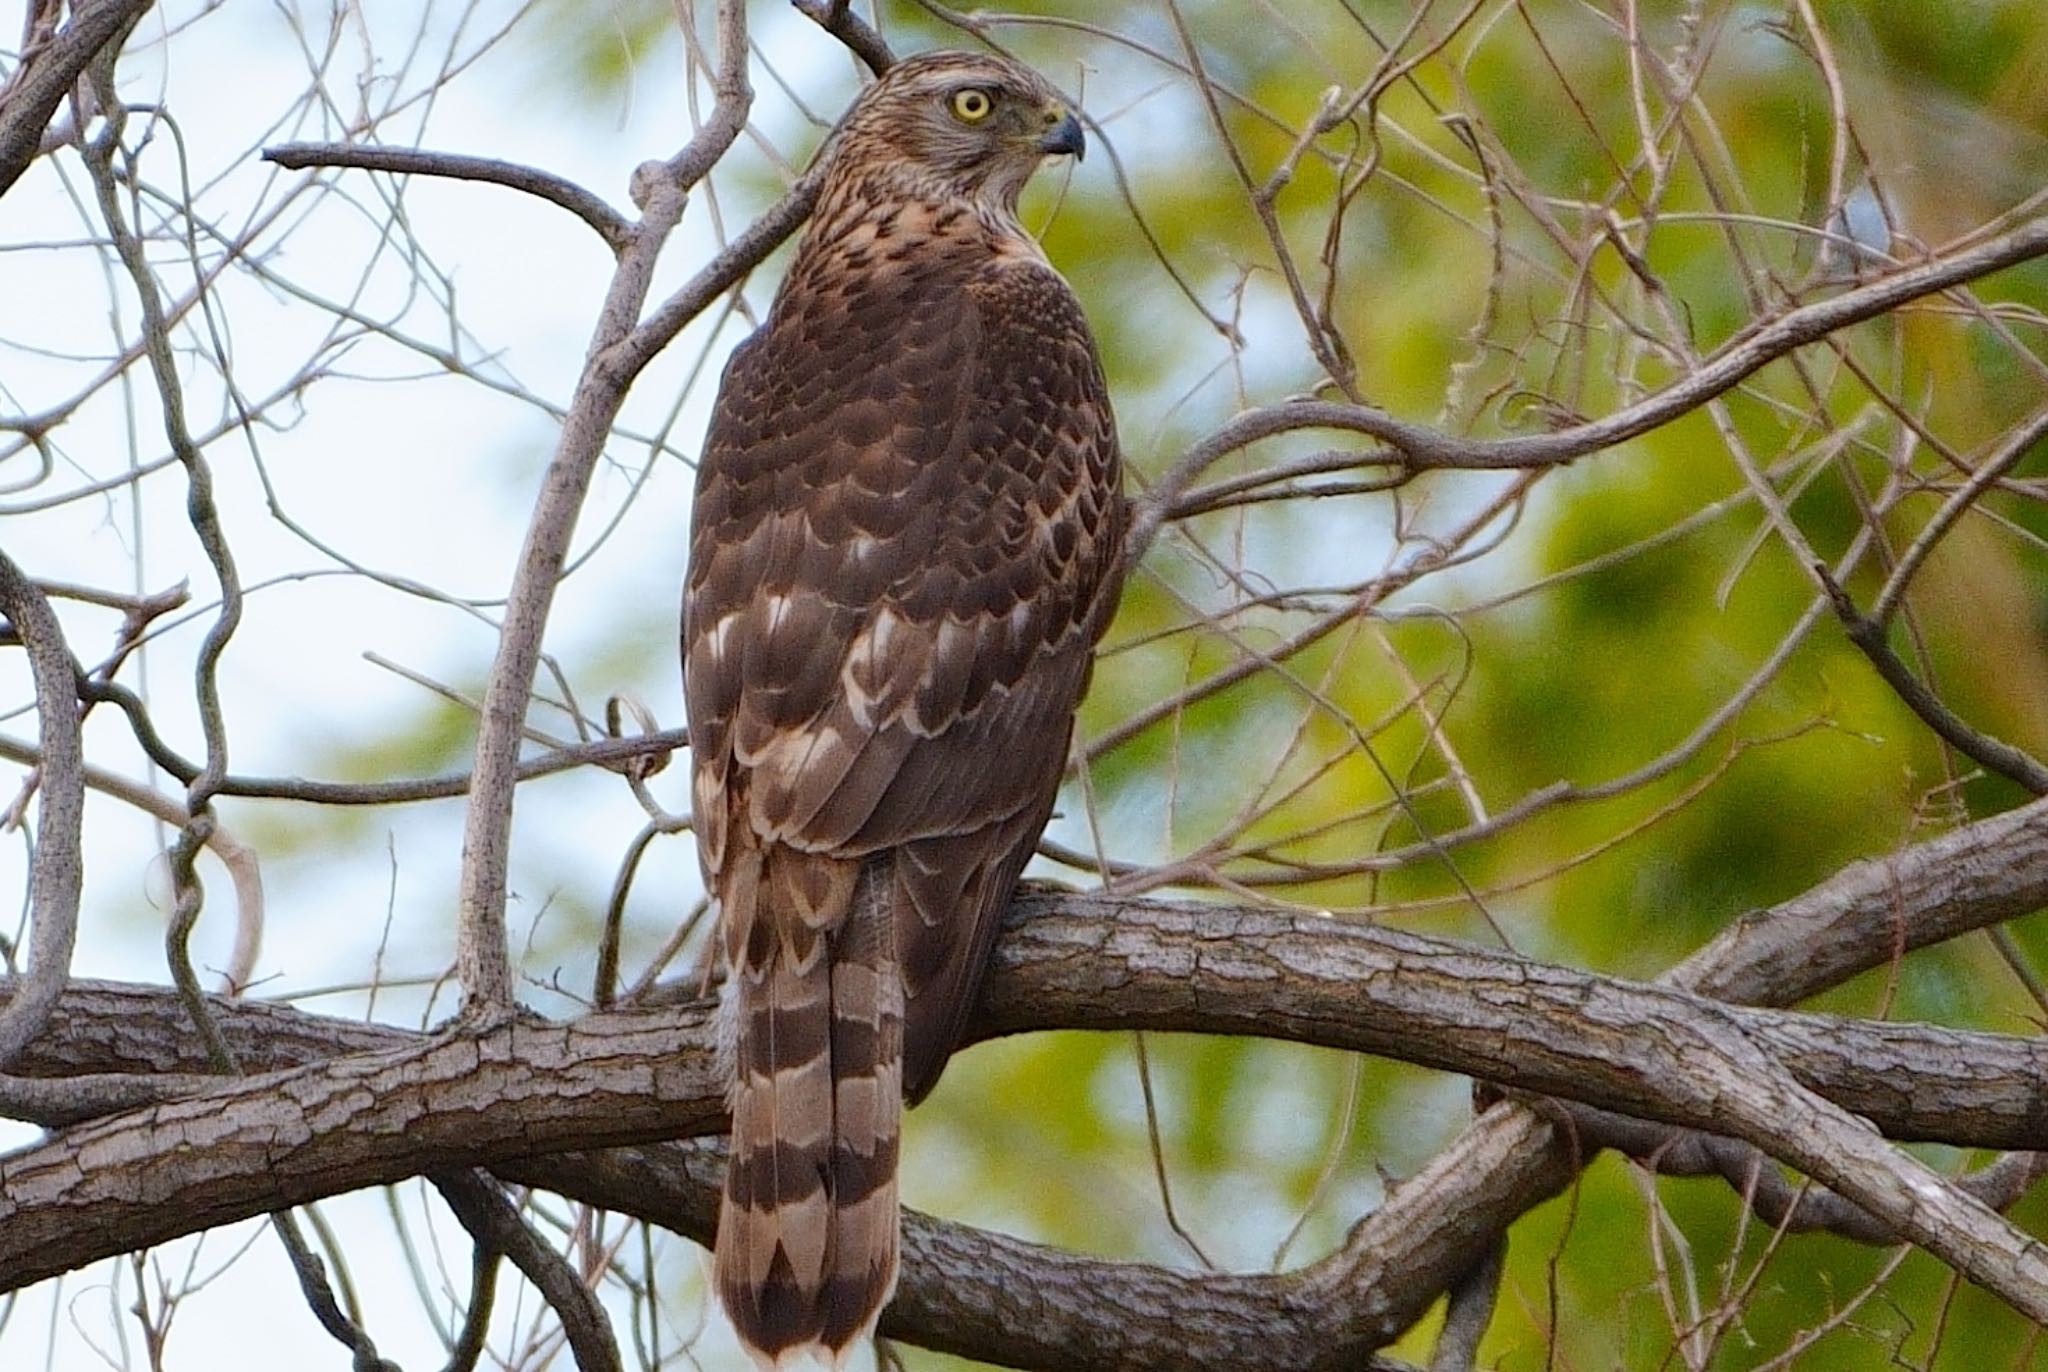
[828,51,1085,211]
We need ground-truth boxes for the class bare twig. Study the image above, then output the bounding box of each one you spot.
[1871,403,2048,627]
[1818,565,2048,796]
[432,1169,622,1372]
[792,0,896,76]
[0,731,263,992]
[77,82,245,1072]
[209,730,684,807]
[452,0,751,1012]
[262,142,634,253]
[1129,209,2048,559]
[269,1209,398,1371]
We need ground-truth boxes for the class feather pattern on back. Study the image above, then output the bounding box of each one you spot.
[683,49,1123,1368]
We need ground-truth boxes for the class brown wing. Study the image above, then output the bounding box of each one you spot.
[686,247,1123,1097]
[686,239,1121,1361]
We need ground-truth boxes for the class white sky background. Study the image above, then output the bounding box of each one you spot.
[0,2,1451,1366]
[0,2,876,1365]
[1,0,792,1000]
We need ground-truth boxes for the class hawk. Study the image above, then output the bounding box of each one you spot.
[682,50,1125,1369]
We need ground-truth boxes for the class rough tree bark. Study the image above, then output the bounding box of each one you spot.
[0,790,2045,1369]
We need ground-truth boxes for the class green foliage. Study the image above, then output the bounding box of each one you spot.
[526,3,2048,1366]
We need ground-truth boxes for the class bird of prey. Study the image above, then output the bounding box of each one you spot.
[682,49,1125,1370]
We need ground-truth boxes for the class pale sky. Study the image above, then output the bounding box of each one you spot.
[0,3,1422,1366]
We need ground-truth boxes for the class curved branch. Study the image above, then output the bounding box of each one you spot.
[507,1138,1429,1372]
[617,160,824,377]
[1533,1097,2048,1246]
[432,1168,621,1372]
[1871,404,2048,628]
[1679,789,2048,1003]
[793,0,896,76]
[1,795,2046,1364]
[0,1004,724,1288]
[0,552,83,1069]
[5,853,2048,1306]
[0,731,262,991]
[0,0,152,198]
[14,905,2048,1138]
[1820,566,2048,795]
[1130,209,2048,558]
[1349,791,2048,1353]
[261,143,634,252]
[978,893,2048,1150]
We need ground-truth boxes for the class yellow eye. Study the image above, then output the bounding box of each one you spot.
[951,88,994,123]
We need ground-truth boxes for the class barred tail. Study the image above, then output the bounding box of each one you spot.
[718,859,902,1369]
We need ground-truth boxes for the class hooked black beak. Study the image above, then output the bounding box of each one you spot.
[1039,108,1086,161]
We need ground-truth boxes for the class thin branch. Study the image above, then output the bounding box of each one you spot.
[261,143,634,253]
[269,1209,397,1371]
[1539,1098,2048,1247]
[432,1169,622,1372]
[1818,565,2048,796]
[792,0,896,76]
[452,0,750,1012]
[437,1228,498,1372]
[78,83,244,1072]
[209,730,685,807]
[1871,403,2048,627]
[619,157,824,374]
[0,731,263,993]
[1129,208,2048,560]
[0,553,83,1070]
[70,676,195,782]
[24,578,187,618]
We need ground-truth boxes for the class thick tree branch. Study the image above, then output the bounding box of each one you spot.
[0,1005,721,1288]
[1,786,2047,1346]
[980,894,2048,1150]
[1346,790,2048,1352]
[1678,790,2048,1003]
[0,797,2042,1368]
[0,0,151,198]
[13,880,2048,1151]
[504,1137,1428,1372]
